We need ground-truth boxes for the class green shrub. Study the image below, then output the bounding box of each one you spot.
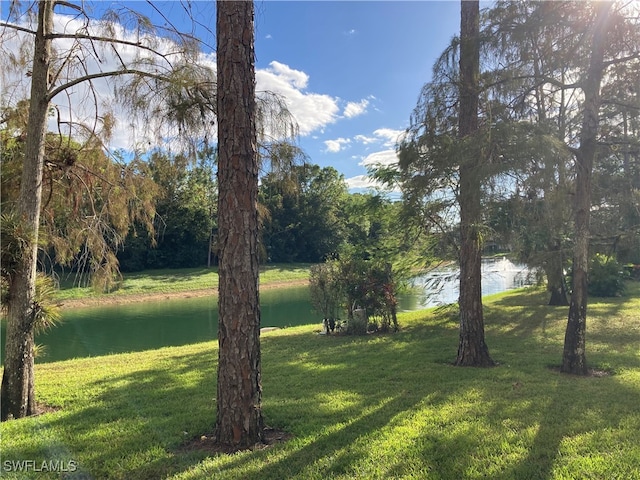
[346,308,369,335]
[310,257,400,335]
[588,254,628,297]
[309,262,342,322]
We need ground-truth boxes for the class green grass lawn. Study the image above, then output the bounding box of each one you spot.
[53,263,313,302]
[2,283,639,479]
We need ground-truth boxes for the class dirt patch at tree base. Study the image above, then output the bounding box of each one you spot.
[2,402,61,422]
[179,426,293,455]
[35,402,62,416]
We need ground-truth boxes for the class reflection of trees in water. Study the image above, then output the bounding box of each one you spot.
[405,259,536,309]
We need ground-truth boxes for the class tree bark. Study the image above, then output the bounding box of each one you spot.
[214,0,264,448]
[546,240,569,306]
[455,0,494,367]
[562,3,612,375]
[1,0,53,421]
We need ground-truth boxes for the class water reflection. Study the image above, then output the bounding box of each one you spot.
[5,287,322,364]
[400,258,535,311]
[1,259,535,364]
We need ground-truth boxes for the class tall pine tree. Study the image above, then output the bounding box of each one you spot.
[214,0,264,448]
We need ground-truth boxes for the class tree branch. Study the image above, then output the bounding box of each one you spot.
[0,22,36,35]
[483,73,582,94]
[603,51,640,67]
[54,1,82,11]
[601,99,640,112]
[47,68,168,101]
[44,32,178,60]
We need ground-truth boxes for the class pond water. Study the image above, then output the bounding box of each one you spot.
[401,257,536,310]
[21,287,321,364]
[1,259,534,364]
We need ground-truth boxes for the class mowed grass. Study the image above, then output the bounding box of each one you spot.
[53,264,312,302]
[1,283,639,479]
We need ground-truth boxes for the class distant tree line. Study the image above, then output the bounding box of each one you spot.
[116,153,429,272]
[2,101,433,280]
[117,148,217,271]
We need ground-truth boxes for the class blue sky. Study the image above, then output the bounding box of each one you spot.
[123,1,462,191]
[251,1,461,191]
[2,1,463,191]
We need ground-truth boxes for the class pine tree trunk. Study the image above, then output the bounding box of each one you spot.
[547,277,569,307]
[214,0,264,448]
[562,3,611,375]
[1,0,53,421]
[546,240,569,306]
[455,0,494,367]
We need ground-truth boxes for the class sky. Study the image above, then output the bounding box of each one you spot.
[251,1,462,191]
[1,1,463,192]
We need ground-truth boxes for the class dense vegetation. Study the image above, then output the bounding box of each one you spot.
[0,124,430,278]
[116,159,426,272]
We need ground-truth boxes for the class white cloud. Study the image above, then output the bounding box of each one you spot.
[263,60,309,89]
[359,149,399,169]
[352,127,404,148]
[4,13,340,149]
[324,137,351,153]
[257,61,340,136]
[372,128,405,147]
[354,134,377,145]
[345,174,400,196]
[343,98,369,118]
[344,149,401,192]
[345,175,375,190]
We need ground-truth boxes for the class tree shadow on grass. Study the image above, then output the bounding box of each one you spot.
[3,289,639,479]
[494,368,640,480]
[486,289,565,339]
[3,335,429,479]
[1,350,218,479]
[487,285,640,366]
[207,394,421,479]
